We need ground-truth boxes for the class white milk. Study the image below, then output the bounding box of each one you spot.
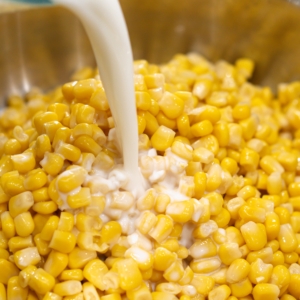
[53,0,145,196]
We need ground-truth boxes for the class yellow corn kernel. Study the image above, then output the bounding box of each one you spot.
[32,187,49,203]
[4,138,22,155]
[11,152,36,174]
[32,200,58,215]
[14,211,35,237]
[0,248,9,260]
[34,234,51,256]
[24,168,48,191]
[191,120,213,137]
[177,113,190,137]
[266,240,279,253]
[57,166,87,193]
[267,172,283,195]
[274,206,290,224]
[254,283,281,300]
[156,111,177,129]
[271,250,285,266]
[193,134,219,156]
[237,185,257,200]
[0,282,6,300]
[52,127,71,149]
[73,135,101,156]
[225,226,244,246]
[265,212,280,242]
[193,172,206,199]
[53,281,82,297]
[190,257,221,274]
[33,214,50,236]
[153,247,177,272]
[12,125,29,151]
[100,221,122,244]
[75,105,95,124]
[239,205,266,223]
[206,163,222,192]
[278,224,297,253]
[42,292,62,300]
[153,193,170,213]
[151,292,178,300]
[67,187,91,209]
[49,230,76,254]
[14,247,41,269]
[211,208,230,228]
[41,216,59,242]
[0,258,19,284]
[124,246,153,272]
[291,212,300,233]
[59,269,83,282]
[7,276,28,300]
[1,170,25,196]
[44,250,68,277]
[239,148,260,171]
[171,141,193,161]
[290,196,300,211]
[101,294,121,300]
[191,274,215,296]
[1,211,15,239]
[270,265,290,296]
[288,274,300,299]
[136,211,157,235]
[249,258,273,284]
[229,278,253,298]
[55,142,81,162]
[208,285,231,300]
[226,197,246,219]
[75,213,102,233]
[247,247,273,263]
[9,191,34,218]
[288,182,300,197]
[0,186,9,205]
[0,156,14,177]
[77,232,107,253]
[151,125,175,151]
[83,259,108,290]
[116,258,142,291]
[48,102,69,120]
[84,196,105,217]
[43,121,63,142]
[213,121,229,147]
[226,258,250,283]
[232,103,251,120]
[189,238,217,260]
[284,252,299,264]
[221,157,238,176]
[218,243,242,265]
[137,114,146,134]
[193,147,214,164]
[33,111,58,134]
[111,244,127,258]
[166,200,194,223]
[34,134,52,159]
[68,247,97,269]
[57,212,74,232]
[262,195,281,207]
[149,214,174,243]
[260,155,284,175]
[240,221,267,251]
[158,91,184,119]
[40,152,64,176]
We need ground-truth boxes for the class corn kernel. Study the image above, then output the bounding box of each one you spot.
[151,125,175,151]
[240,221,267,251]
[14,212,35,237]
[49,230,76,253]
[53,281,82,297]
[0,258,19,284]
[44,250,69,277]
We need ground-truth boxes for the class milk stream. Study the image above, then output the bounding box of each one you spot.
[53,0,145,196]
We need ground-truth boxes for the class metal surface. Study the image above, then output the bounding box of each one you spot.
[1,0,300,104]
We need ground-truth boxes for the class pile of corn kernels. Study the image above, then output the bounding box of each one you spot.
[0,53,300,300]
